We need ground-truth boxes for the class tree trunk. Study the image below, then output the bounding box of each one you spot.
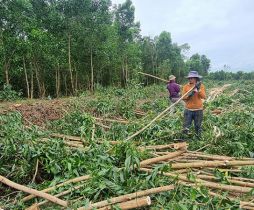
[74,63,78,92]
[3,49,15,85]
[30,65,34,99]
[64,75,67,96]
[68,34,74,94]
[121,62,125,87]
[34,60,42,97]
[41,82,46,98]
[4,63,10,85]
[23,57,30,98]
[55,62,60,98]
[125,56,128,85]
[90,48,94,92]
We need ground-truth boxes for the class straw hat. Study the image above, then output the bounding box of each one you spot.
[168,75,176,81]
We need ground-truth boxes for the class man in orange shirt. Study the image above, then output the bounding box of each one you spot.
[182,71,206,138]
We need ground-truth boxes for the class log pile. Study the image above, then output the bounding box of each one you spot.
[139,143,254,210]
[1,142,254,210]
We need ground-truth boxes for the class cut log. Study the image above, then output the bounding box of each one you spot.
[171,160,254,169]
[23,175,90,202]
[0,175,68,207]
[77,185,174,210]
[140,150,186,167]
[97,196,151,210]
[140,168,253,193]
[94,117,129,124]
[139,142,187,151]
[51,133,83,142]
[184,153,234,161]
[196,174,254,188]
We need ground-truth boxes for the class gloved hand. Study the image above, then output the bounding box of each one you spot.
[195,81,201,91]
[188,90,195,97]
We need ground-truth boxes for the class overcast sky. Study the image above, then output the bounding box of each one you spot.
[111,0,254,72]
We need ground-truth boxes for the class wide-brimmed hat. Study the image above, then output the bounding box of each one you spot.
[186,71,202,78]
[168,75,176,80]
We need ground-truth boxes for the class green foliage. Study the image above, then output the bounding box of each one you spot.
[1,80,254,209]
[0,84,22,101]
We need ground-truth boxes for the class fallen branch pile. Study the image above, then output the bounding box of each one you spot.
[139,144,254,209]
[1,142,254,210]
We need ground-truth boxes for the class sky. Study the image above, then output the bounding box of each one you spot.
[111,0,254,72]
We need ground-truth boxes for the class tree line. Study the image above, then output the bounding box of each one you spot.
[208,70,254,81]
[0,0,211,98]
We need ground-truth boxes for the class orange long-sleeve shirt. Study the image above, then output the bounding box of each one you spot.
[182,83,206,110]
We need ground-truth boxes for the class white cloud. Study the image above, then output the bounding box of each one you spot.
[111,0,254,71]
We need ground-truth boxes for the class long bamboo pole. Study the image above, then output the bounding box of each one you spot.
[140,150,186,167]
[126,87,194,141]
[196,174,254,188]
[36,184,84,207]
[77,185,174,210]
[97,196,151,210]
[184,153,234,161]
[171,160,254,169]
[94,117,129,124]
[139,142,187,151]
[51,133,83,142]
[140,168,253,193]
[0,175,68,207]
[22,175,90,202]
[138,72,168,83]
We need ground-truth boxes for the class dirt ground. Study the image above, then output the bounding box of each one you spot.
[0,99,70,126]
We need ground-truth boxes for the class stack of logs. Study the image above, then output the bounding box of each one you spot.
[139,142,254,210]
[1,140,254,210]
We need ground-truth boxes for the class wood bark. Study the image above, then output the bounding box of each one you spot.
[171,160,254,169]
[140,150,186,167]
[33,60,42,97]
[30,66,34,99]
[97,196,151,210]
[23,56,30,98]
[78,185,174,210]
[90,48,94,92]
[68,34,74,94]
[139,142,187,151]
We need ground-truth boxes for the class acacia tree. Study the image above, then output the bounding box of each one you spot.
[115,0,141,87]
[0,0,212,98]
[186,53,211,75]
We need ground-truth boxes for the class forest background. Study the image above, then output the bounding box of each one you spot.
[1,0,254,100]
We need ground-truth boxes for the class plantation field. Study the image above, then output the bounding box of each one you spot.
[1,80,254,209]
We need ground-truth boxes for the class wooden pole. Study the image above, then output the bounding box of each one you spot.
[77,185,174,210]
[97,196,151,210]
[94,117,129,124]
[139,142,187,151]
[0,175,68,207]
[140,168,253,193]
[22,175,90,202]
[126,87,194,141]
[140,150,186,167]
[138,72,168,83]
[171,160,254,169]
